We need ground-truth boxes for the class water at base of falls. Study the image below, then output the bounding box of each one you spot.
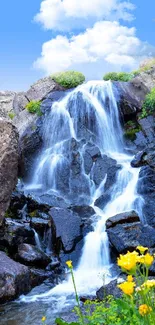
[16,81,144,321]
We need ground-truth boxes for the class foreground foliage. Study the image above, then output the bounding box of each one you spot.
[51,71,85,89]
[53,247,155,325]
[25,100,42,116]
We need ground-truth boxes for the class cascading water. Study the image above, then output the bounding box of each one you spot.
[21,81,143,309]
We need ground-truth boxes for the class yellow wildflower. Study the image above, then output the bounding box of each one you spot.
[42,316,46,322]
[143,253,154,267]
[117,251,138,271]
[136,246,148,254]
[142,280,155,289]
[117,281,135,295]
[66,260,73,268]
[139,304,152,316]
[127,275,133,282]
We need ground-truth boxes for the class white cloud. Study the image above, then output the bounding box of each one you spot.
[34,0,135,31]
[34,21,155,78]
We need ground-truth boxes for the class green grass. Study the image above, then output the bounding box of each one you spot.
[51,71,85,89]
[25,101,42,116]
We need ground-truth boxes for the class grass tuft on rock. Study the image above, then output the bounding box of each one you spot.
[51,71,85,89]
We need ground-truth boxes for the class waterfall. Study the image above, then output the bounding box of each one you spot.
[21,81,143,304]
[33,229,42,251]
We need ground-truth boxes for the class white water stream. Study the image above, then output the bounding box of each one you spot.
[21,81,143,307]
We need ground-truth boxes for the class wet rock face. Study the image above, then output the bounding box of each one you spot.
[49,207,82,253]
[106,211,140,229]
[0,119,18,225]
[16,243,51,268]
[0,251,31,303]
[137,166,155,227]
[107,219,155,254]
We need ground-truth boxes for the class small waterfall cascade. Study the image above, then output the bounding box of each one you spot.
[21,81,144,304]
[33,229,42,251]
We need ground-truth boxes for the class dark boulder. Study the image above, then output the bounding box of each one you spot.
[0,219,35,253]
[49,207,82,253]
[137,166,155,227]
[0,251,31,303]
[94,192,111,209]
[93,155,119,188]
[107,221,155,254]
[96,279,122,300]
[16,243,51,268]
[106,211,140,229]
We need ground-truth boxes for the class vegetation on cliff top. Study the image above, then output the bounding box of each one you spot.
[51,71,85,89]
[103,72,135,82]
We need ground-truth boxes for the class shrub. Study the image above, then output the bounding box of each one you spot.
[142,87,155,114]
[103,72,133,82]
[51,71,85,89]
[139,87,155,119]
[25,101,42,116]
[8,112,15,119]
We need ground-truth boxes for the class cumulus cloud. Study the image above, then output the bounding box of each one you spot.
[34,21,155,78]
[34,0,135,31]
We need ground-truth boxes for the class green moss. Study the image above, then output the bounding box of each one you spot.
[25,101,42,116]
[51,71,85,89]
[124,120,141,141]
[103,72,134,82]
[8,112,15,119]
[124,128,141,141]
[29,210,38,218]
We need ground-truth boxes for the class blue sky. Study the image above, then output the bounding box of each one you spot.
[0,0,155,91]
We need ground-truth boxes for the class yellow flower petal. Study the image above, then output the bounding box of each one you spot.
[136,246,148,254]
[139,304,152,316]
[117,251,138,271]
[127,275,133,282]
[66,260,73,268]
[42,316,46,322]
[117,281,135,295]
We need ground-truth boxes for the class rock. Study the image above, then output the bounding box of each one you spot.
[13,92,29,114]
[49,207,82,253]
[133,66,155,91]
[0,251,30,303]
[106,211,140,229]
[94,192,111,209]
[30,268,54,287]
[25,77,64,102]
[17,243,51,267]
[93,155,120,188]
[30,218,49,235]
[131,151,147,167]
[0,219,35,252]
[137,166,155,226]
[96,279,122,300]
[0,91,16,118]
[115,80,148,120]
[107,221,155,254]
[0,119,18,225]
